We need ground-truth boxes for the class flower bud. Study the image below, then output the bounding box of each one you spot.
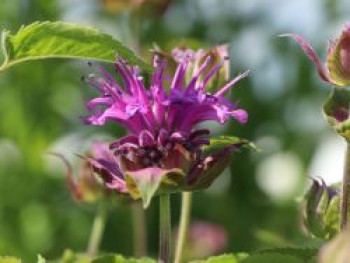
[284,23,350,87]
[302,178,340,239]
[323,88,350,140]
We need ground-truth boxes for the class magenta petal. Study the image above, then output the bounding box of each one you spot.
[214,70,250,97]
[158,128,169,146]
[230,109,248,124]
[139,130,155,146]
[281,33,331,83]
[110,135,139,149]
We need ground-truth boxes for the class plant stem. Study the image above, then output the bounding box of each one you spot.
[340,142,350,230]
[87,202,107,257]
[132,202,147,257]
[174,192,192,263]
[159,194,171,263]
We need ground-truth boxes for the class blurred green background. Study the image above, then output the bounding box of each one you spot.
[0,0,349,261]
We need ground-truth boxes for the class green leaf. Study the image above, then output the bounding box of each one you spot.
[0,21,153,73]
[190,254,238,263]
[125,167,185,208]
[37,255,46,263]
[256,247,319,262]
[92,254,156,263]
[239,253,303,263]
[323,87,350,140]
[307,256,317,263]
[0,257,21,263]
[203,136,256,155]
[52,249,90,263]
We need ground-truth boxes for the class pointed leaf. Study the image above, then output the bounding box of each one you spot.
[125,167,185,208]
[0,21,153,73]
[203,136,256,155]
[323,87,350,140]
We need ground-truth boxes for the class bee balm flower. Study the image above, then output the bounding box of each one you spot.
[284,23,350,86]
[83,53,249,208]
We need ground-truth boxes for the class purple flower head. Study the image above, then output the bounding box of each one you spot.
[83,49,249,207]
[283,23,350,86]
[173,221,227,260]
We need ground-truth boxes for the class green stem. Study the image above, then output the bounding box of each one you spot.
[132,202,147,257]
[340,143,350,230]
[159,194,171,263]
[174,192,192,263]
[87,203,107,257]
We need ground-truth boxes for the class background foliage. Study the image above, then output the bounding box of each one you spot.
[0,0,349,261]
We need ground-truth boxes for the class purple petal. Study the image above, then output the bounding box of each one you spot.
[214,70,250,97]
[139,130,155,146]
[230,109,248,124]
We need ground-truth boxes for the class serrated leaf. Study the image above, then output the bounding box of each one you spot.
[256,247,319,261]
[203,136,256,155]
[239,253,303,263]
[190,254,237,263]
[92,254,156,263]
[323,87,350,140]
[0,21,152,73]
[0,257,21,263]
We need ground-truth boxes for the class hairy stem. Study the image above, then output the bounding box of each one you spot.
[87,203,107,257]
[174,192,192,263]
[132,202,147,257]
[340,142,350,230]
[159,194,171,263]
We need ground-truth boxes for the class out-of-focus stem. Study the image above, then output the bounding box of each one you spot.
[132,202,147,257]
[87,202,107,257]
[174,192,192,263]
[159,194,171,263]
[340,143,350,230]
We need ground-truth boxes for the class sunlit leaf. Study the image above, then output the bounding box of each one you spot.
[203,136,256,155]
[239,253,303,263]
[37,255,45,263]
[190,254,237,263]
[92,254,156,263]
[0,257,21,263]
[125,167,184,208]
[0,21,152,73]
